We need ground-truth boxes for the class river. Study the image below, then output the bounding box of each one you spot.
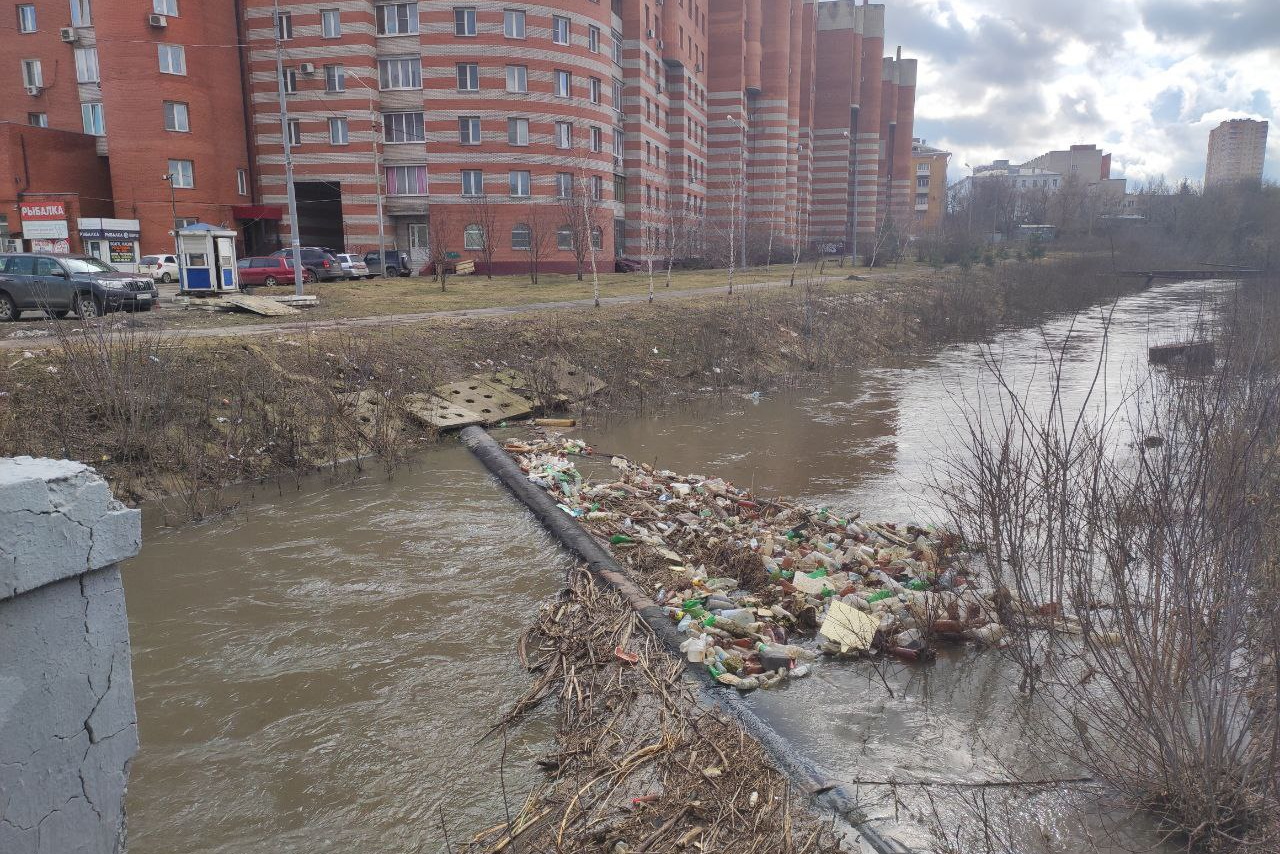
[124,279,1230,852]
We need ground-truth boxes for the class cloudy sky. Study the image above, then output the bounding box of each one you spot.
[881,0,1280,186]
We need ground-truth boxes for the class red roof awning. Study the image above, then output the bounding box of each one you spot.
[232,205,283,221]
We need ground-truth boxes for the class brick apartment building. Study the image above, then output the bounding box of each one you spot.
[2,0,918,273]
[1,0,254,266]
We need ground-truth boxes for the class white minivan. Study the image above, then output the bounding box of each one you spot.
[139,254,180,283]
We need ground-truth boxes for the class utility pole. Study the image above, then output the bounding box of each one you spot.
[273,0,304,296]
[346,69,389,279]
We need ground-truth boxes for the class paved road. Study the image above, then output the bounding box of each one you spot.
[0,276,843,350]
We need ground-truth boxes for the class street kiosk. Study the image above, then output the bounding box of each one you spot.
[176,224,239,294]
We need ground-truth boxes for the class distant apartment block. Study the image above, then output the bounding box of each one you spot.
[1205,118,1268,188]
[910,139,950,232]
[1,0,919,273]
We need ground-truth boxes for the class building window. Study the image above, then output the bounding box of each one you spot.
[591,226,603,251]
[612,31,623,64]
[556,172,572,198]
[20,59,42,88]
[74,47,98,83]
[237,169,249,196]
[158,44,186,75]
[590,126,602,152]
[509,170,530,197]
[80,102,104,136]
[168,159,194,189]
[589,77,601,104]
[324,64,345,92]
[507,117,529,146]
[456,63,479,91]
[613,127,624,157]
[591,174,603,200]
[461,169,484,196]
[588,25,600,53]
[386,165,428,195]
[27,112,47,128]
[511,223,531,250]
[163,101,189,132]
[321,8,341,38]
[555,69,571,98]
[453,7,476,36]
[463,224,484,250]
[174,217,198,230]
[552,15,570,45]
[554,121,572,149]
[458,115,480,144]
[505,64,527,93]
[503,9,524,38]
[17,5,36,33]
[329,117,349,145]
[384,111,424,143]
[917,176,929,189]
[287,119,301,146]
[153,0,177,15]
[613,79,624,112]
[274,11,292,39]
[282,67,298,94]
[378,56,421,89]
[69,0,90,27]
[376,2,419,35]
[556,225,574,250]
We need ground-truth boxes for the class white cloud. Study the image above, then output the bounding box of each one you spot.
[880,0,1280,185]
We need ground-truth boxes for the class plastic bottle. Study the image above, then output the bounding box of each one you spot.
[681,636,707,663]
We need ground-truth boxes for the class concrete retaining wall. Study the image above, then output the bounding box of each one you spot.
[0,458,141,854]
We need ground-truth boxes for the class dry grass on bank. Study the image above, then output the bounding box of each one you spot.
[0,251,1160,519]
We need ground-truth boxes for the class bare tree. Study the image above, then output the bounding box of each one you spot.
[466,193,499,279]
[524,199,554,285]
[558,170,604,305]
[427,212,453,291]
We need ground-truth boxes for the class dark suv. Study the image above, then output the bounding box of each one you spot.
[269,247,344,282]
[362,250,412,277]
[0,253,159,320]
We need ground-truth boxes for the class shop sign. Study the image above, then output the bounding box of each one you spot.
[109,242,137,264]
[20,202,69,240]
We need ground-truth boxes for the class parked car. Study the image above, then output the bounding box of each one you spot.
[268,247,343,281]
[139,253,180,283]
[362,249,412,278]
[236,256,309,287]
[615,257,643,273]
[0,253,159,320]
[334,253,370,280]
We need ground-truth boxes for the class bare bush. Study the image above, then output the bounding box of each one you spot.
[936,302,1280,850]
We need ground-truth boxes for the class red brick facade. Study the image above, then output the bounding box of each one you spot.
[1,0,917,271]
[0,0,251,255]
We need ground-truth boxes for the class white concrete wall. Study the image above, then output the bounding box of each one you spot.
[0,458,141,854]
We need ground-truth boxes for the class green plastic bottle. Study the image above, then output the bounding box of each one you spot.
[610,534,635,545]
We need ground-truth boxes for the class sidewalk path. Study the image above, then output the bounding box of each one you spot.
[0,276,844,350]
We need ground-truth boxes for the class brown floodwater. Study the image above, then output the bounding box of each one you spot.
[124,279,1231,852]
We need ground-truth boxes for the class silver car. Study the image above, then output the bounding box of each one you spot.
[334,253,371,280]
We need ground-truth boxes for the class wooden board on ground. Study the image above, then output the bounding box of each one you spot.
[434,378,534,425]
[455,260,476,275]
[535,356,606,402]
[269,294,319,307]
[403,392,487,430]
[222,294,302,316]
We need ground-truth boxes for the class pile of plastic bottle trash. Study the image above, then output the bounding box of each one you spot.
[505,434,1013,692]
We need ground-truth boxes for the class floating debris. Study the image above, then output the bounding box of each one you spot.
[503,434,1020,692]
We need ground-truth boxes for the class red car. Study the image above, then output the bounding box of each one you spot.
[235,256,315,286]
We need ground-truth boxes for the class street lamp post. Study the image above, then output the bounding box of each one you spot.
[272,0,305,296]
[726,113,747,294]
[343,68,389,279]
[163,172,184,289]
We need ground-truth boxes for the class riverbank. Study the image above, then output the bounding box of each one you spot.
[0,250,1158,517]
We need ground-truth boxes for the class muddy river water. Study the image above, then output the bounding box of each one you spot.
[124,280,1229,852]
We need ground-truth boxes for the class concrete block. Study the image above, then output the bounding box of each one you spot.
[0,458,140,600]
